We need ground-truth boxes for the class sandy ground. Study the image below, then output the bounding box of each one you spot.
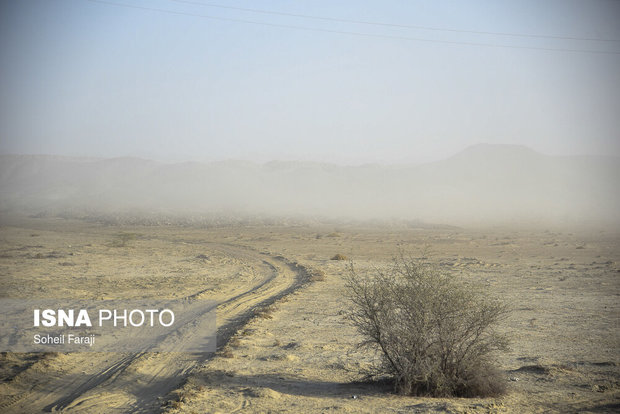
[0,217,619,413]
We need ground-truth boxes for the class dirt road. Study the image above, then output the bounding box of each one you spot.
[2,243,309,413]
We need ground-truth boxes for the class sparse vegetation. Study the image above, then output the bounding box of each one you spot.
[308,267,326,281]
[228,337,241,348]
[2,219,617,413]
[345,255,510,397]
[109,232,140,247]
[331,253,348,261]
[219,349,235,358]
[254,305,277,319]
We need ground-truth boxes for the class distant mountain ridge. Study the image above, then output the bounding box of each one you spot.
[1,145,618,226]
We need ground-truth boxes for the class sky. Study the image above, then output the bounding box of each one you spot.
[1,0,619,165]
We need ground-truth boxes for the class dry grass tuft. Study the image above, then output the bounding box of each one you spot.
[254,305,277,319]
[228,337,241,348]
[309,268,326,281]
[219,349,235,359]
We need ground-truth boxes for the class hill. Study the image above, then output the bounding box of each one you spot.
[1,145,618,226]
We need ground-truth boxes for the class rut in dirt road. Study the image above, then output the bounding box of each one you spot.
[4,246,312,414]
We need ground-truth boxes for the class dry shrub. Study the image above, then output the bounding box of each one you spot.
[109,232,140,247]
[219,349,234,358]
[228,337,241,348]
[254,305,276,319]
[345,256,509,397]
[309,268,326,281]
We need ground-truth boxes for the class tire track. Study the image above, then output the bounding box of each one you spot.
[5,244,310,413]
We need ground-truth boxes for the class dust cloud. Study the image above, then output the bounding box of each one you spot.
[1,144,618,228]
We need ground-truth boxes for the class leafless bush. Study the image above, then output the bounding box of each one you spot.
[345,256,509,397]
[108,232,140,247]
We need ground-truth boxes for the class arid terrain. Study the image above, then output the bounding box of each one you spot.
[3,0,619,411]
[0,216,618,413]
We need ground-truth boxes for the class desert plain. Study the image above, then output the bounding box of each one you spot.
[0,215,618,413]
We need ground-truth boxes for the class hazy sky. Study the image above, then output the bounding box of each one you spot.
[1,0,619,164]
